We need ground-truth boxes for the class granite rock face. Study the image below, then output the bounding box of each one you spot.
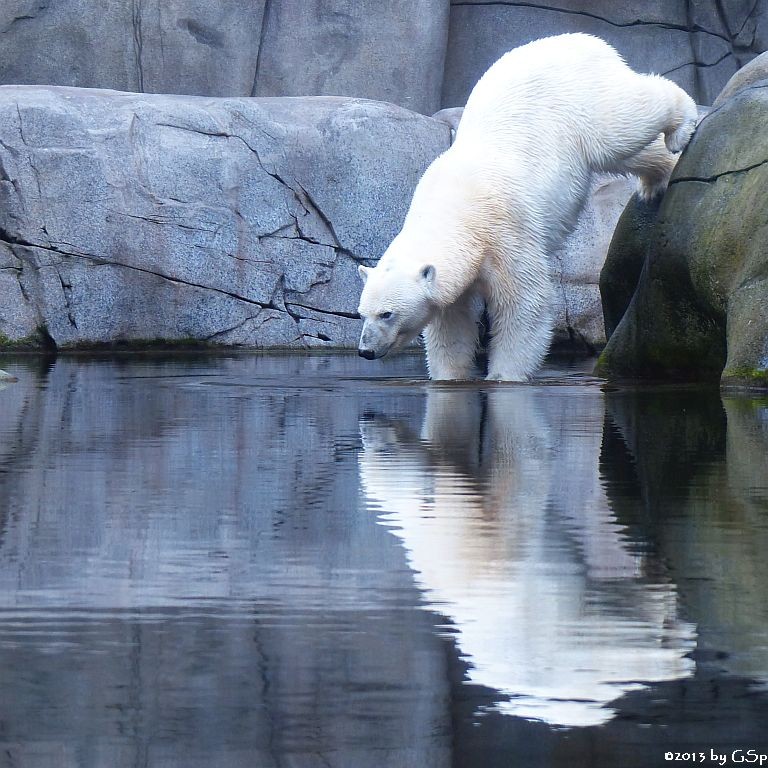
[442,1,767,108]
[0,0,451,114]
[1,2,767,112]
[0,1,267,97]
[597,85,768,389]
[0,87,449,349]
[0,86,636,352]
[253,0,450,115]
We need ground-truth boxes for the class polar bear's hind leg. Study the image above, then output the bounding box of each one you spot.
[663,87,699,153]
[619,136,679,202]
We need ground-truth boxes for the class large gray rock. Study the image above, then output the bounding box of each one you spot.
[253,0,450,115]
[0,0,451,114]
[0,1,267,97]
[2,1,766,115]
[597,85,768,389]
[442,1,767,107]
[0,86,449,349]
[0,85,633,353]
[551,175,637,350]
[713,50,768,106]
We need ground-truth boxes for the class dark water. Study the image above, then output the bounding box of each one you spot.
[0,354,767,768]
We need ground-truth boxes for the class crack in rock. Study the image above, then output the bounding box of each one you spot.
[735,0,761,39]
[202,313,263,341]
[450,1,730,42]
[154,121,355,258]
[132,0,145,91]
[670,157,768,184]
[0,228,281,311]
[294,182,350,256]
[662,50,734,76]
[0,227,355,339]
[15,104,45,219]
[250,0,272,97]
[154,121,294,194]
[284,302,360,320]
[54,268,78,329]
[108,209,221,233]
[301,331,332,343]
[0,2,49,34]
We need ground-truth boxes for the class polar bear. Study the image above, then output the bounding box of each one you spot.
[357,33,698,380]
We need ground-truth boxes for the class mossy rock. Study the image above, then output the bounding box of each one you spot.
[597,85,768,389]
[599,194,663,340]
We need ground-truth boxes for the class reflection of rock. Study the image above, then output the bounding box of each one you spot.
[603,389,768,686]
[0,357,450,766]
[359,385,695,727]
[597,84,768,388]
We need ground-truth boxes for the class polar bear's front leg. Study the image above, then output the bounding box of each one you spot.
[485,288,554,382]
[423,293,481,380]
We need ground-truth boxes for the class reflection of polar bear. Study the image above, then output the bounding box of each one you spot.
[357,33,697,381]
[359,386,695,727]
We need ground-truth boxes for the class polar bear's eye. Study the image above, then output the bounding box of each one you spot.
[378,311,393,321]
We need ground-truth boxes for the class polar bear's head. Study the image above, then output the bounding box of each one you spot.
[356,261,438,359]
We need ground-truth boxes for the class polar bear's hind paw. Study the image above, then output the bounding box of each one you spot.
[664,112,697,154]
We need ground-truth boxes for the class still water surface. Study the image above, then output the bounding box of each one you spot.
[0,354,767,767]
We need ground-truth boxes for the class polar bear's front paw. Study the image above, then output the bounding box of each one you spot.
[428,365,475,381]
[486,370,528,383]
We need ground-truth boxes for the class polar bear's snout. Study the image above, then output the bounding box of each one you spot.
[358,319,393,360]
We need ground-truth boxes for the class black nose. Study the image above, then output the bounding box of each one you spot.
[358,348,376,360]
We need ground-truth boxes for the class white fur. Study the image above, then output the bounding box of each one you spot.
[358,388,695,725]
[358,33,698,381]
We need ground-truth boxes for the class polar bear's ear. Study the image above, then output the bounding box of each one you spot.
[420,264,436,286]
[358,265,371,284]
